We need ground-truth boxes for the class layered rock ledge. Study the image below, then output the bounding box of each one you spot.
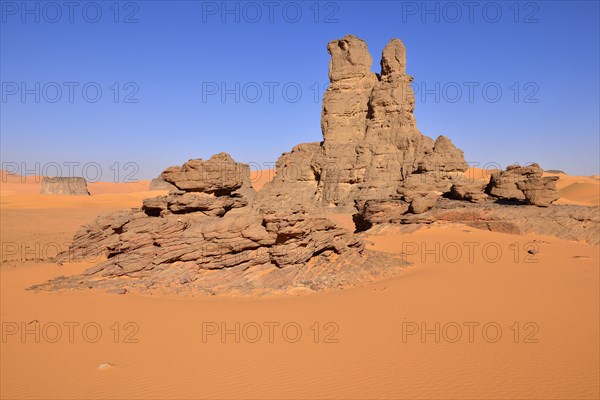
[31,154,407,295]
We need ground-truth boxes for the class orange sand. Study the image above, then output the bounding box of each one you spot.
[1,171,598,399]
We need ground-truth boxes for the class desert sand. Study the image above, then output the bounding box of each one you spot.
[1,171,598,399]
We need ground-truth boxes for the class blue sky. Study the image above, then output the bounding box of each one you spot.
[1,0,599,181]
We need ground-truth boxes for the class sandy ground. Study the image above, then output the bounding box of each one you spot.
[1,171,599,399]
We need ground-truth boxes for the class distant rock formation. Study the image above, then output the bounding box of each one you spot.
[149,175,176,191]
[40,177,89,195]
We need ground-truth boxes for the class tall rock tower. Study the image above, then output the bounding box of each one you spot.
[256,35,468,210]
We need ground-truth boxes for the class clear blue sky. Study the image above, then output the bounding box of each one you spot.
[1,0,599,181]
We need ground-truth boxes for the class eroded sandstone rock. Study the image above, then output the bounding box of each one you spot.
[255,35,468,210]
[31,35,588,298]
[485,163,560,206]
[39,153,407,295]
[40,177,89,195]
[485,164,542,201]
[449,181,488,203]
[517,176,560,207]
[357,198,599,246]
[162,152,250,194]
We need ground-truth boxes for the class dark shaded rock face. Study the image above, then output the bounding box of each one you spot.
[33,153,407,295]
[40,177,89,195]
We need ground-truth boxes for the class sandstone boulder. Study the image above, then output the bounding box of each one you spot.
[450,181,489,203]
[485,163,543,201]
[517,176,560,207]
[486,163,560,206]
[408,192,439,214]
[162,152,250,194]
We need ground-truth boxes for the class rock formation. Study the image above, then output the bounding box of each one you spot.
[485,163,560,206]
[256,35,467,210]
[34,153,406,295]
[40,177,89,195]
[149,175,176,191]
[357,197,599,246]
[30,35,598,297]
[517,177,560,207]
[449,181,489,203]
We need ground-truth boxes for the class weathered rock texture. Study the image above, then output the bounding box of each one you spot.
[255,35,468,210]
[449,181,489,203]
[40,177,89,195]
[356,198,599,246]
[33,153,406,295]
[517,177,560,207]
[485,163,559,206]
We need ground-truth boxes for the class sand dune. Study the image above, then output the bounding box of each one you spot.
[1,224,598,399]
[539,173,600,206]
[559,182,600,205]
[1,170,598,399]
[250,169,276,191]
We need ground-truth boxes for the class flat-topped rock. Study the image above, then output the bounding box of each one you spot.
[40,177,89,195]
[162,152,250,194]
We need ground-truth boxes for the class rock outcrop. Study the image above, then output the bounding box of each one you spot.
[31,35,596,297]
[356,198,599,246]
[449,181,488,203]
[517,177,560,207]
[485,163,560,206]
[255,35,467,210]
[40,177,89,195]
[35,153,407,295]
